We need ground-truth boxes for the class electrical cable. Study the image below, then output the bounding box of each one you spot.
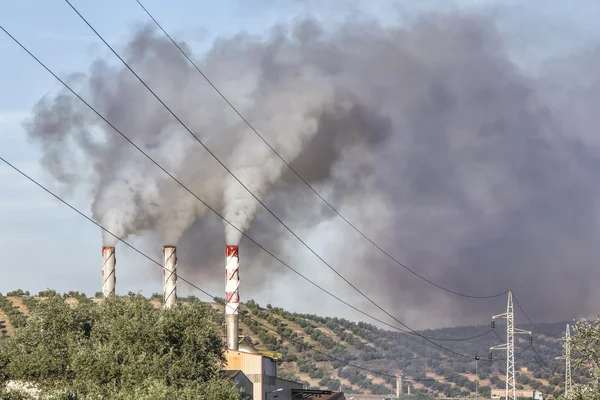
[493,329,504,343]
[408,362,490,382]
[0,154,402,380]
[512,294,552,337]
[0,146,558,391]
[61,0,504,356]
[418,329,493,342]
[514,352,556,374]
[0,152,508,384]
[0,155,512,388]
[531,345,558,373]
[411,346,533,383]
[132,0,508,302]
[0,160,524,396]
[0,21,492,354]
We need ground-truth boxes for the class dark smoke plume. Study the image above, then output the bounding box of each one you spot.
[23,12,600,328]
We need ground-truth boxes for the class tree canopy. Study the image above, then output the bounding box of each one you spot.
[562,318,600,400]
[0,295,240,399]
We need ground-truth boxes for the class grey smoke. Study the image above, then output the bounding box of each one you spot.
[23,12,600,327]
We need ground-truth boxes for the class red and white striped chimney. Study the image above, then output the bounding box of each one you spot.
[102,247,116,297]
[225,245,240,350]
[163,245,178,309]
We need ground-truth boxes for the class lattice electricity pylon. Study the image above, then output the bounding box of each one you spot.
[556,324,572,396]
[489,291,532,400]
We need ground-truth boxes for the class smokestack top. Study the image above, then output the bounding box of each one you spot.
[102,247,115,262]
[226,245,239,257]
[163,245,176,249]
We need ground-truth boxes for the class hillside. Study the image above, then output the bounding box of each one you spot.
[0,290,573,398]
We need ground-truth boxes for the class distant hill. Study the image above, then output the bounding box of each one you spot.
[0,290,572,398]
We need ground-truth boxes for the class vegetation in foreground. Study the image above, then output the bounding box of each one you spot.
[561,318,600,400]
[0,294,240,399]
[1,290,599,399]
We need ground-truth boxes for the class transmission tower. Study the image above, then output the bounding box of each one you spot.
[556,324,572,396]
[489,291,532,400]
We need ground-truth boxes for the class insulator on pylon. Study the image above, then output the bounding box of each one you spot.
[491,320,495,329]
[489,351,493,360]
[529,335,533,345]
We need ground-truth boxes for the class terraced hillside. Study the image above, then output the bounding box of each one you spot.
[0,290,575,398]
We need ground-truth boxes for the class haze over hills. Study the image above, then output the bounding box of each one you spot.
[0,290,574,398]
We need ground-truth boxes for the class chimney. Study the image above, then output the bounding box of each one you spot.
[163,245,177,309]
[225,245,240,350]
[102,247,116,297]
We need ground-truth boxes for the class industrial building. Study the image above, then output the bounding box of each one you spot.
[291,389,346,399]
[222,370,253,400]
[223,344,346,400]
[224,344,304,400]
[491,389,544,400]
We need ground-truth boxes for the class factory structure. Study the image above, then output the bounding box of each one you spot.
[100,244,345,400]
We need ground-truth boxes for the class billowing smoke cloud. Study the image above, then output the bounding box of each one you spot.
[220,64,337,244]
[23,11,600,327]
[23,24,344,246]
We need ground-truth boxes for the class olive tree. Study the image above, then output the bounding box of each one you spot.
[0,295,240,399]
[561,318,600,400]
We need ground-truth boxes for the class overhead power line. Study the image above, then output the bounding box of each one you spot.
[0,151,523,389]
[132,0,508,301]
[414,346,532,383]
[409,361,490,382]
[0,154,400,380]
[512,293,552,337]
[0,24,489,355]
[424,329,493,342]
[0,154,500,384]
[531,345,557,373]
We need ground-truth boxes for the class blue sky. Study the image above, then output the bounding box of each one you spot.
[1,0,600,322]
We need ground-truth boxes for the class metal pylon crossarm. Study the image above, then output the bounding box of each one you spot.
[489,344,507,360]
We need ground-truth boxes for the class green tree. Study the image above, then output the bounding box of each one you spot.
[561,318,600,400]
[0,295,240,399]
[6,290,29,297]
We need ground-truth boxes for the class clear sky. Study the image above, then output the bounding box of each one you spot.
[1,0,600,325]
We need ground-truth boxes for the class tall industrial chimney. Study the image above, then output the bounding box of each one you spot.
[225,245,240,350]
[163,245,178,309]
[102,247,116,297]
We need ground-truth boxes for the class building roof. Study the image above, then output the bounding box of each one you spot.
[221,370,244,379]
[221,369,252,385]
[238,343,259,353]
[292,389,345,399]
[275,377,303,385]
[224,348,277,361]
